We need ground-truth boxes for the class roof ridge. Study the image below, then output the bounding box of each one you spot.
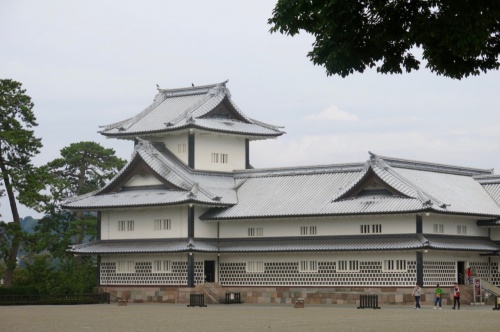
[371,154,449,208]
[233,163,365,178]
[371,152,493,176]
[159,80,228,96]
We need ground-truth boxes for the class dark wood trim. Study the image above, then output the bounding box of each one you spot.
[188,132,195,168]
[245,139,250,169]
[416,214,423,234]
[188,205,195,238]
[97,255,101,286]
[97,212,101,240]
[416,251,423,286]
[187,253,195,287]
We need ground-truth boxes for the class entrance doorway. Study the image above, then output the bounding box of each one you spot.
[204,260,215,282]
[457,261,465,284]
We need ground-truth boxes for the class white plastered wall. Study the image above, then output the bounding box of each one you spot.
[195,133,245,171]
[194,207,218,238]
[124,173,164,187]
[422,214,488,236]
[150,133,189,164]
[490,228,500,241]
[218,215,416,238]
[101,206,188,239]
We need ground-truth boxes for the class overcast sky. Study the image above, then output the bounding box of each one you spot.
[1,0,499,220]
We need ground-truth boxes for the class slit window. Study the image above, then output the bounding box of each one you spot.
[248,227,263,237]
[154,219,171,230]
[118,220,134,231]
[247,261,264,273]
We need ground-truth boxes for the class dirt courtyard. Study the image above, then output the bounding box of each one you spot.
[1,303,498,332]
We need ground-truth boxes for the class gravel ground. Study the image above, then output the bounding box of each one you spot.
[1,303,498,332]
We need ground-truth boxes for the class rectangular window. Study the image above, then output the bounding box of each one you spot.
[361,224,381,233]
[300,226,317,235]
[433,224,444,233]
[247,261,264,273]
[127,220,134,231]
[248,227,263,237]
[457,225,467,235]
[118,220,125,232]
[299,261,318,272]
[116,261,135,272]
[177,143,186,153]
[338,260,359,272]
[384,260,407,272]
[153,260,171,272]
[361,225,370,233]
[118,220,134,232]
[211,153,228,164]
[154,219,171,230]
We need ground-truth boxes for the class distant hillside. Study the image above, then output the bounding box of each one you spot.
[20,216,38,234]
[17,217,39,266]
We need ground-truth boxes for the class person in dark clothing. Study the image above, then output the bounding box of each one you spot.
[452,282,460,310]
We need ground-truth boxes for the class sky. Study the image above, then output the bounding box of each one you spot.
[1,0,499,220]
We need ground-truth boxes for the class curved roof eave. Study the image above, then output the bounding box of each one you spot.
[99,124,284,138]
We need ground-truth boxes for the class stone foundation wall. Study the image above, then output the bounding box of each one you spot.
[97,285,473,305]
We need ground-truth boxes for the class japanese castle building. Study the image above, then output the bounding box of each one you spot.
[64,81,500,304]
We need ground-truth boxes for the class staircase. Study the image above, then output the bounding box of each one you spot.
[198,282,223,304]
[479,279,500,297]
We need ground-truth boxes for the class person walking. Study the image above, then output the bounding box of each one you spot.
[434,284,443,309]
[452,282,460,310]
[412,283,422,309]
[466,268,471,285]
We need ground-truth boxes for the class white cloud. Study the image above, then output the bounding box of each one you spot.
[304,105,359,121]
[250,127,500,172]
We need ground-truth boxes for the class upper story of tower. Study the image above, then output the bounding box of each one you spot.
[99,81,284,172]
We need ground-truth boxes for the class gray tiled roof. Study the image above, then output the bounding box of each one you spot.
[63,140,237,209]
[201,153,500,220]
[63,146,500,219]
[424,235,500,251]
[68,234,500,254]
[99,81,284,138]
[62,189,225,210]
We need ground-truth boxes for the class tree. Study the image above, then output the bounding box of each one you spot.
[38,142,126,247]
[0,79,45,287]
[268,0,500,79]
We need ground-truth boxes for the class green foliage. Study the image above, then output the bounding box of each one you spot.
[10,255,96,295]
[31,212,96,260]
[54,258,97,294]
[269,0,500,79]
[45,141,126,200]
[0,79,45,208]
[0,285,39,295]
[0,79,46,287]
[37,141,125,246]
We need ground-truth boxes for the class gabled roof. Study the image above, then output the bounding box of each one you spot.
[67,234,500,254]
[62,140,237,209]
[201,152,500,220]
[475,175,500,207]
[99,81,284,139]
[63,147,500,219]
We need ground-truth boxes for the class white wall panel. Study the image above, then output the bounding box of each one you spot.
[101,206,188,239]
[195,133,245,171]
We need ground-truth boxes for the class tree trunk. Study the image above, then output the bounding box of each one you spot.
[0,158,22,288]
